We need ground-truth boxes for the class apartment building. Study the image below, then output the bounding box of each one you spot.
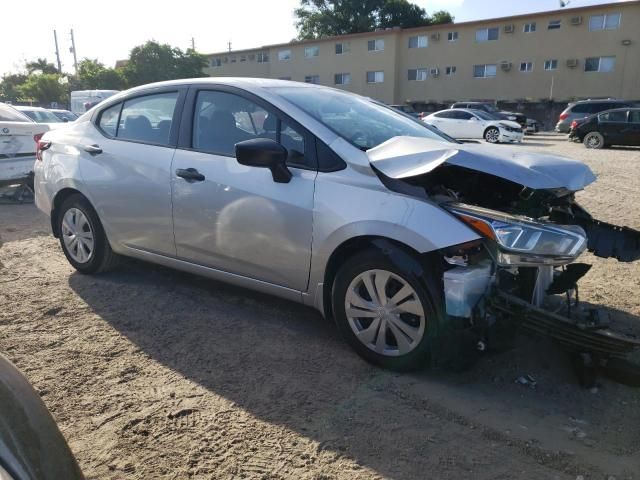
[203,1,640,107]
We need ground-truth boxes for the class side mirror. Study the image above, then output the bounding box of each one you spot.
[235,138,291,183]
[468,117,478,121]
[62,118,69,123]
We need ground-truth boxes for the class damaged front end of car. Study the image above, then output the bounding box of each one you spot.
[368,137,640,384]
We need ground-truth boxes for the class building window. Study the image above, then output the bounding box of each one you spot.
[335,42,350,54]
[230,57,237,63]
[408,35,428,48]
[476,27,499,42]
[211,58,222,68]
[304,46,319,58]
[334,73,351,85]
[473,64,497,78]
[408,68,428,81]
[240,56,246,62]
[304,75,320,84]
[520,62,533,72]
[256,52,269,63]
[523,22,536,33]
[367,39,385,51]
[589,13,621,31]
[278,49,292,61]
[366,71,384,83]
[544,59,558,71]
[445,66,457,76]
[447,31,458,42]
[584,56,616,72]
[548,20,561,30]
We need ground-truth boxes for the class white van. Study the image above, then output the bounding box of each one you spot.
[70,90,119,115]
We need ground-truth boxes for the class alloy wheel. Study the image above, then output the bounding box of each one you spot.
[344,269,426,357]
[61,208,95,263]
[585,133,602,149]
[485,128,500,143]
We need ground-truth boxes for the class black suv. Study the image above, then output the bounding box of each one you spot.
[450,102,527,129]
[556,99,635,133]
[569,107,640,149]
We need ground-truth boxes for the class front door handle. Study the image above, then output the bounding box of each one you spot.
[176,168,205,182]
[83,144,102,155]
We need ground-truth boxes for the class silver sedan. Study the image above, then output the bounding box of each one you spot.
[34,78,639,371]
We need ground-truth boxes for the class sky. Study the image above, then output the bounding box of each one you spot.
[0,0,633,75]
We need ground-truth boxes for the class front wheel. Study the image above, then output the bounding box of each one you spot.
[583,131,605,149]
[57,194,120,274]
[332,248,441,371]
[484,127,500,144]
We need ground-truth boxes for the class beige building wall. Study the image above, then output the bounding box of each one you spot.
[202,1,640,105]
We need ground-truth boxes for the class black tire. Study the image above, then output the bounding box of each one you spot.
[57,194,120,274]
[484,127,500,143]
[331,246,443,371]
[583,131,604,149]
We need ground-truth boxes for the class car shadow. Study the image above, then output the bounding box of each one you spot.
[68,259,640,478]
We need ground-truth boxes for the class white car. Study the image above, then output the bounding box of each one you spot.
[0,103,48,184]
[423,108,524,143]
[14,106,67,130]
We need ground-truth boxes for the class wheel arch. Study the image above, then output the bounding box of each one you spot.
[50,188,89,238]
[321,235,439,321]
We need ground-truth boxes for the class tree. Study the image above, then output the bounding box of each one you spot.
[122,41,208,87]
[294,0,453,39]
[18,74,67,106]
[0,73,28,102]
[77,58,126,90]
[25,58,59,75]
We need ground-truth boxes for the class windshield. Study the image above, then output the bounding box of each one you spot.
[0,104,33,122]
[470,109,498,121]
[21,109,63,123]
[270,87,450,150]
[53,111,78,122]
[480,104,499,113]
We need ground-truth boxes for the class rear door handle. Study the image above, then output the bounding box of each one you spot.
[83,144,102,155]
[176,168,205,182]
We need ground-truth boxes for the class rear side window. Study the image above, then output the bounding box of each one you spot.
[435,111,457,119]
[192,90,309,168]
[98,103,122,136]
[117,92,179,145]
[629,111,640,123]
[570,103,591,114]
[0,104,31,122]
[599,111,627,122]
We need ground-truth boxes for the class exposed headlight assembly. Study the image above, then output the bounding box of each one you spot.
[446,203,587,265]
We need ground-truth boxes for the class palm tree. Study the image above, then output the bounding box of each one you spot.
[26,58,59,75]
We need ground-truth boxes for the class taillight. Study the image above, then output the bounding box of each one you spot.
[34,133,51,161]
[571,120,578,129]
[559,112,569,121]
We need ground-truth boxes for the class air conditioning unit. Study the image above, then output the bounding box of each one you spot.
[500,61,512,71]
[430,32,440,41]
[566,58,579,68]
[570,16,583,25]
[504,24,514,33]
[430,67,440,77]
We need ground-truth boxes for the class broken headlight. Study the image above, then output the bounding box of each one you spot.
[446,203,587,265]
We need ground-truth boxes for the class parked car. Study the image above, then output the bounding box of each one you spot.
[569,107,640,149]
[555,99,635,133]
[49,109,79,123]
[14,106,69,132]
[34,78,640,371]
[450,102,527,129]
[0,354,83,480]
[0,103,48,185]
[423,108,523,143]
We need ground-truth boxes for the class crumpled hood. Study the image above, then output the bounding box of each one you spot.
[367,136,596,191]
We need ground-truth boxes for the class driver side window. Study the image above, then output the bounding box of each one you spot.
[192,91,308,168]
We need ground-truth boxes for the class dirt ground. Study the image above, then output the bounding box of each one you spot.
[1,135,639,479]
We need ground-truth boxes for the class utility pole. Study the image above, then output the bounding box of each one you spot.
[69,29,78,75]
[227,41,232,52]
[191,37,195,51]
[53,30,62,73]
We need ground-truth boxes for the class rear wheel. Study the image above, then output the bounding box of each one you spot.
[583,131,605,149]
[332,248,441,371]
[57,194,120,274]
[484,127,500,144]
